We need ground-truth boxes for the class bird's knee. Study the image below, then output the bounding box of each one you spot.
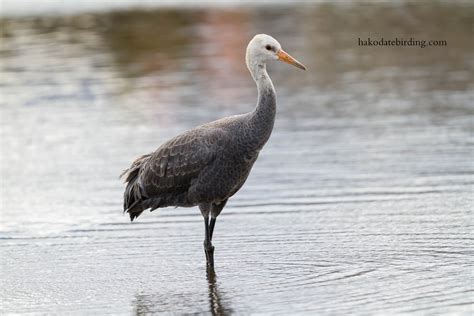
[203,240,214,251]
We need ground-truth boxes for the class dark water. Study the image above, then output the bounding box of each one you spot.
[1,2,473,315]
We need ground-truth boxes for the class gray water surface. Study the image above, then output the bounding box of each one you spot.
[1,3,473,315]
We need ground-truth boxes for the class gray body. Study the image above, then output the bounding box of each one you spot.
[121,67,276,221]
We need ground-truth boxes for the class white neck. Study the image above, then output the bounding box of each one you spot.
[247,60,275,96]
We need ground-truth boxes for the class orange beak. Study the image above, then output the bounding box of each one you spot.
[277,49,306,70]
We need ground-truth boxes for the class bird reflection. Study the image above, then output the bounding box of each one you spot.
[132,267,231,315]
[206,267,232,316]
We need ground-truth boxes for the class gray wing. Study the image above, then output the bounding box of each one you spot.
[137,126,226,203]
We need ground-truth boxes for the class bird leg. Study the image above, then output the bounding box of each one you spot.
[209,199,226,241]
[201,201,226,268]
[203,216,215,268]
[209,217,217,240]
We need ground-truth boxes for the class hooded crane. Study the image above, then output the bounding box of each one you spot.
[121,34,306,268]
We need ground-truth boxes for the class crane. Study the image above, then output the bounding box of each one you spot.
[121,34,306,268]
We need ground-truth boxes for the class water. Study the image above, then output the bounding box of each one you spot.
[1,2,473,315]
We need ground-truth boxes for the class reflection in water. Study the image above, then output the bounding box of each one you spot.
[100,10,199,77]
[132,267,232,315]
[206,267,232,316]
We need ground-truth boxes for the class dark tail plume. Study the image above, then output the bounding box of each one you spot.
[121,154,150,221]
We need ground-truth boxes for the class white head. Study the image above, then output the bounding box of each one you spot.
[245,34,306,76]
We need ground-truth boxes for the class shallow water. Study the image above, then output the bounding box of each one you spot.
[1,2,473,315]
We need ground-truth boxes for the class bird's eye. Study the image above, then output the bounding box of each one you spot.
[265,45,272,51]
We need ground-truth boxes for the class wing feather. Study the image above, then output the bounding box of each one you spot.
[138,127,226,199]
